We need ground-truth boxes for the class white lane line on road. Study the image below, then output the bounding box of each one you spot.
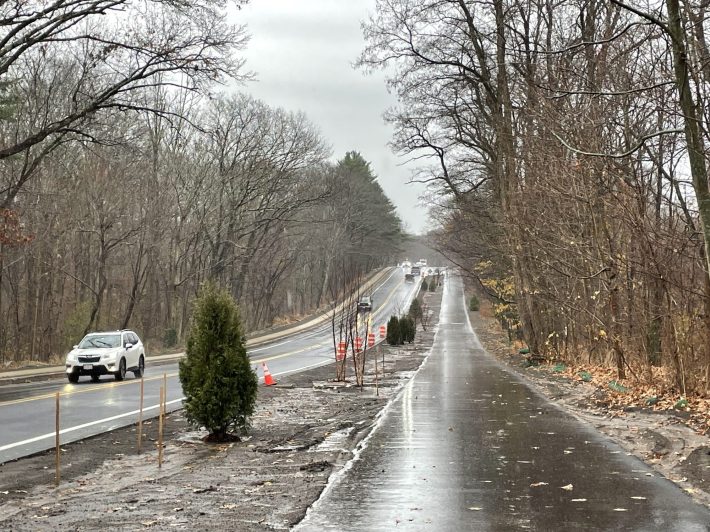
[2,352,335,454]
[1,272,413,457]
[250,339,294,352]
[0,398,184,453]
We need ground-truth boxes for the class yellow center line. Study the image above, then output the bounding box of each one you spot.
[253,342,332,365]
[0,277,412,408]
[0,372,179,407]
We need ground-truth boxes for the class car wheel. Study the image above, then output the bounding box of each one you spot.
[91,374,100,383]
[67,373,79,384]
[133,355,144,378]
[115,358,126,381]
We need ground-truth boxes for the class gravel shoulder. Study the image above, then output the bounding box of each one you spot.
[0,290,442,531]
[468,298,710,509]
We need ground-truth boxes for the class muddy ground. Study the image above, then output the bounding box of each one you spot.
[2,282,709,530]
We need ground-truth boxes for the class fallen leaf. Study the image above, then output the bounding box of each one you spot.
[530,482,549,487]
[560,484,574,491]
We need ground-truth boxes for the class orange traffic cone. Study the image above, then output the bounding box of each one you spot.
[262,362,277,386]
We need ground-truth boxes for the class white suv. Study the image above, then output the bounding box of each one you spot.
[65,330,145,383]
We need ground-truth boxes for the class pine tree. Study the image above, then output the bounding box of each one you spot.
[179,282,258,442]
[401,316,416,343]
[408,297,423,327]
[386,315,401,345]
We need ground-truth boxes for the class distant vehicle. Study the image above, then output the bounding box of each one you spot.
[420,259,427,267]
[357,296,373,313]
[411,266,421,276]
[65,330,145,383]
[405,273,415,283]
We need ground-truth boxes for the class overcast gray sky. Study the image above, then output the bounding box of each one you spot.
[231,0,430,234]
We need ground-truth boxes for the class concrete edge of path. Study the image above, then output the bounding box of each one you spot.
[0,267,394,385]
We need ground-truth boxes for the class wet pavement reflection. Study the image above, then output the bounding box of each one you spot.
[295,276,710,531]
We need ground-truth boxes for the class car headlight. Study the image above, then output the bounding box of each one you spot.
[66,353,76,362]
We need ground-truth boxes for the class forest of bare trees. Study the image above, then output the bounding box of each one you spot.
[362,0,710,395]
[0,1,402,363]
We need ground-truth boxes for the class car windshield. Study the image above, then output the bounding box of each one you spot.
[78,334,121,349]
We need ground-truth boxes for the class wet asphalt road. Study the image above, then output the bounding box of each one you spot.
[0,268,421,463]
[296,275,710,531]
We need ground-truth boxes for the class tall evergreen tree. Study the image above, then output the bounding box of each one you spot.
[336,151,403,264]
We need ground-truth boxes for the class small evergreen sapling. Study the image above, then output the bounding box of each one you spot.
[408,297,423,328]
[179,282,258,442]
[401,316,416,343]
[386,315,401,345]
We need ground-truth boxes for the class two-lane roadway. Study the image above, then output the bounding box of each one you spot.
[0,267,420,464]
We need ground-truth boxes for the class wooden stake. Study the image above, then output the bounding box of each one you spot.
[163,373,167,410]
[162,373,167,446]
[158,386,164,468]
[137,376,144,453]
[375,351,379,397]
[55,392,60,487]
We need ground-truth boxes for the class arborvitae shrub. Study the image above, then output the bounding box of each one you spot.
[401,316,416,343]
[386,315,401,345]
[179,282,258,442]
[408,297,423,326]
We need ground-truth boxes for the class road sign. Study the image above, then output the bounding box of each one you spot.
[379,325,386,339]
[368,332,375,348]
[336,342,346,361]
[355,336,363,351]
